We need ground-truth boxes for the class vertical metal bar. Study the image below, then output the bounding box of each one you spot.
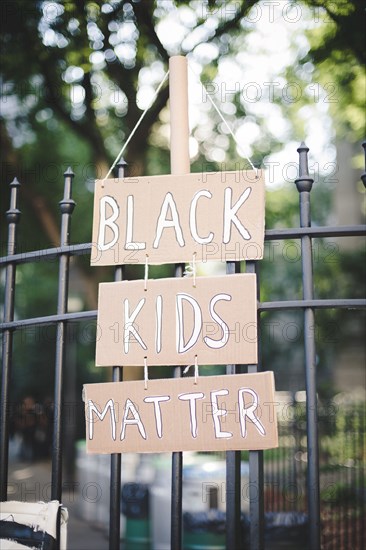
[171,337,184,548]
[169,55,190,550]
[361,407,365,548]
[51,167,75,502]
[248,450,264,547]
[225,261,241,550]
[171,279,184,550]
[345,431,349,550]
[109,159,126,550]
[0,177,21,500]
[295,142,320,549]
[225,451,241,548]
[358,148,366,550]
[246,260,265,550]
[358,409,362,548]
[351,412,356,550]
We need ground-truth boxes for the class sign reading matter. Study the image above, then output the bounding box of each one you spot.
[84,372,278,454]
[96,274,257,366]
[91,170,264,266]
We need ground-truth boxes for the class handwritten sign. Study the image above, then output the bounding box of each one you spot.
[96,274,257,366]
[91,170,264,266]
[84,372,278,454]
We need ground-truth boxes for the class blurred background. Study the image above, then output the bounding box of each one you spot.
[1,1,365,549]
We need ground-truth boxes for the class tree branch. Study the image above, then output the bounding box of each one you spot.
[133,2,170,62]
[209,0,257,40]
[188,0,258,51]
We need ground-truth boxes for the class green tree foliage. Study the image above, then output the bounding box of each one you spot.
[1,1,364,221]
[295,0,365,141]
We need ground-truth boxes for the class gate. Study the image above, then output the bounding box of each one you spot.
[1,142,366,549]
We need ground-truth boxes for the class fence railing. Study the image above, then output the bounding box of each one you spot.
[1,143,366,549]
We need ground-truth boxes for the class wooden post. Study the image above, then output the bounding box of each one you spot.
[169,55,190,175]
[169,54,190,550]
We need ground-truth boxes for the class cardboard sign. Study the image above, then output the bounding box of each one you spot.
[84,372,278,454]
[91,170,264,266]
[96,274,257,366]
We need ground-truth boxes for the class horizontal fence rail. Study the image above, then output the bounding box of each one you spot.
[1,298,365,332]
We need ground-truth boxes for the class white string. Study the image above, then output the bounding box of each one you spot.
[102,61,258,184]
[188,64,259,176]
[144,255,149,291]
[194,355,198,384]
[144,357,148,390]
[102,70,170,182]
[183,356,199,384]
[192,252,196,287]
[203,90,258,175]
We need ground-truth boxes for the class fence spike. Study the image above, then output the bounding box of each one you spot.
[109,157,126,549]
[9,177,21,187]
[295,141,321,549]
[1,176,21,499]
[295,142,314,193]
[115,158,128,178]
[6,178,21,225]
[60,167,76,215]
[64,166,74,177]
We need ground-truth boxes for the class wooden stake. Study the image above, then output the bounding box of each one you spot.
[169,54,190,550]
[169,56,190,175]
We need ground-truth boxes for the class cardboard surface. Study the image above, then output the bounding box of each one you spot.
[84,372,278,454]
[96,274,257,366]
[91,170,264,266]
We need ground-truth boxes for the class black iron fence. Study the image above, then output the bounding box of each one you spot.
[1,143,366,549]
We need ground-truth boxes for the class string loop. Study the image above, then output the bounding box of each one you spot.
[144,357,148,390]
[183,356,199,384]
[144,255,149,291]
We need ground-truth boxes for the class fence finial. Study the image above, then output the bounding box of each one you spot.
[60,167,75,215]
[361,141,366,189]
[63,166,74,177]
[116,158,127,179]
[6,178,21,225]
[295,142,313,193]
[9,177,21,187]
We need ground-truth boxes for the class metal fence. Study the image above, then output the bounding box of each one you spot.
[1,142,366,550]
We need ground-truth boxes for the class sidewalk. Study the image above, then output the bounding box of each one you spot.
[8,459,109,550]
